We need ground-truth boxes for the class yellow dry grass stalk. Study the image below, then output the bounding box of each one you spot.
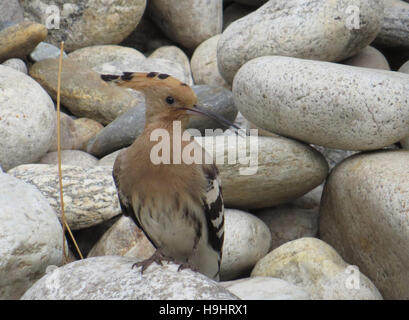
[56,41,84,262]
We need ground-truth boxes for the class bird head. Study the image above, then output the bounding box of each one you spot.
[101,72,239,131]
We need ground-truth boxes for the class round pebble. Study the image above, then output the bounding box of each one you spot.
[1,58,27,74]
[0,21,47,62]
[252,238,383,300]
[29,58,142,125]
[221,209,271,280]
[191,34,230,89]
[0,65,55,171]
[218,0,384,83]
[320,150,409,299]
[21,0,147,52]
[148,0,222,50]
[0,173,63,299]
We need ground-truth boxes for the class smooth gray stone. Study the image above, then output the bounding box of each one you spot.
[30,42,68,62]
[87,85,238,158]
[87,102,146,158]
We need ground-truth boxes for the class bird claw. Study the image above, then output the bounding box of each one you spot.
[177,262,198,273]
[132,250,173,274]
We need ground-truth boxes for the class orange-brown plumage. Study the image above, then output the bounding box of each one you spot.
[103,72,230,280]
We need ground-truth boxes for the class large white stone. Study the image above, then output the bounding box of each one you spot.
[0,65,55,171]
[251,238,383,300]
[195,135,328,209]
[21,256,238,300]
[21,0,147,52]
[319,150,409,299]
[218,0,384,83]
[191,35,230,89]
[0,173,63,299]
[149,46,194,86]
[148,0,222,50]
[233,56,409,150]
[221,209,271,280]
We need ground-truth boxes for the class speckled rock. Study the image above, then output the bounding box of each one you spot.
[0,173,63,299]
[21,0,147,52]
[29,58,142,125]
[88,216,155,259]
[234,56,409,150]
[67,45,145,72]
[252,238,383,300]
[0,0,24,30]
[29,42,67,62]
[148,0,222,50]
[0,21,47,62]
[319,150,409,299]
[7,164,121,230]
[191,35,230,89]
[38,150,99,167]
[342,46,390,70]
[87,85,237,158]
[21,256,238,300]
[223,3,253,31]
[221,277,310,300]
[221,209,271,280]
[149,46,194,85]
[194,136,328,209]
[0,65,55,171]
[1,58,27,73]
[218,0,384,83]
[256,185,322,251]
[375,0,409,48]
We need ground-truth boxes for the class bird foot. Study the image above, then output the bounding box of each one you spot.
[132,250,173,274]
[177,262,198,273]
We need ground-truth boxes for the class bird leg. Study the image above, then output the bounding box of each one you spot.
[132,249,173,274]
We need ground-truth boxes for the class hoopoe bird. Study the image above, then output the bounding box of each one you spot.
[101,71,238,280]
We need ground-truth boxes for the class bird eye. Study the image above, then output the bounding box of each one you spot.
[166,96,175,105]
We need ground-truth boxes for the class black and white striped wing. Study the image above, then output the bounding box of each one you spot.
[202,164,224,264]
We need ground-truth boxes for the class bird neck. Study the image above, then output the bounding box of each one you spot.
[129,117,194,163]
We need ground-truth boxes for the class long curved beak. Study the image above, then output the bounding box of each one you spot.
[181,104,242,134]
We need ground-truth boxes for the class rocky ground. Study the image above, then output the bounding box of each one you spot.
[1,0,409,300]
